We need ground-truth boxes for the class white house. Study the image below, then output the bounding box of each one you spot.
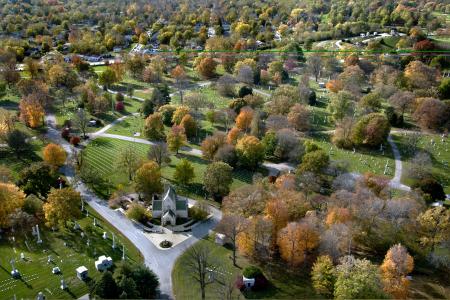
[152,186,188,226]
[95,255,113,271]
[76,266,88,280]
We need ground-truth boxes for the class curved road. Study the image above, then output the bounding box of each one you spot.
[45,114,222,299]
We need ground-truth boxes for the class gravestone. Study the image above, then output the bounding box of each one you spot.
[60,279,67,290]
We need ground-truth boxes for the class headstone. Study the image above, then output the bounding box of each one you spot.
[73,222,80,230]
[36,225,42,244]
[93,218,97,226]
[86,210,89,217]
[10,259,19,278]
[81,232,85,238]
[122,244,125,260]
[102,232,107,239]
[32,226,37,236]
[47,255,52,264]
[20,253,25,260]
[86,239,90,247]
[60,279,67,290]
[37,292,44,300]
[112,233,116,249]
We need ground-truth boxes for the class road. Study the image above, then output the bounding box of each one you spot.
[45,114,222,299]
[387,134,411,191]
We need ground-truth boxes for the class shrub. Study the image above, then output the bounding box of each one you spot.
[70,136,81,146]
[238,86,253,98]
[159,240,172,248]
[243,266,263,278]
[115,101,125,111]
[61,127,70,140]
[413,177,446,202]
[126,203,151,223]
[116,92,124,103]
[189,201,209,220]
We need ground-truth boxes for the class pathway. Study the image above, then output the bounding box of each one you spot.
[387,134,411,191]
[44,114,222,299]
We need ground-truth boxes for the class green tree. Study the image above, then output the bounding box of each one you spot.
[91,271,118,299]
[351,113,390,147]
[43,188,82,228]
[141,98,154,118]
[328,91,355,122]
[117,147,141,181]
[18,162,58,198]
[438,78,450,99]
[297,150,329,174]
[203,162,233,200]
[311,255,336,297]
[6,129,30,157]
[167,125,187,154]
[134,161,163,200]
[98,68,117,88]
[143,113,165,140]
[174,159,195,186]
[235,135,265,169]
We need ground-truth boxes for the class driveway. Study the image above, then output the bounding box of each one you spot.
[45,115,222,299]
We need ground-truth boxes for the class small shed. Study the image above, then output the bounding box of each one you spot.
[243,275,255,288]
[76,266,88,280]
[215,233,226,246]
[95,255,113,271]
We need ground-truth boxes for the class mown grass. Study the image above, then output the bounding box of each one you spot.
[0,206,142,299]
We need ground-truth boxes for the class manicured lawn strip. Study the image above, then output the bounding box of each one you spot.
[0,205,142,299]
[172,236,320,300]
[83,138,256,200]
[309,132,396,177]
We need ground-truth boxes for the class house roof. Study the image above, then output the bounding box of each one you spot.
[153,200,162,211]
[176,200,187,210]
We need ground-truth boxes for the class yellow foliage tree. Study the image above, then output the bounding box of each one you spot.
[43,143,67,168]
[172,106,190,125]
[277,221,319,267]
[235,107,253,133]
[0,183,25,228]
[19,96,45,128]
[43,187,82,228]
[325,207,352,226]
[380,244,414,299]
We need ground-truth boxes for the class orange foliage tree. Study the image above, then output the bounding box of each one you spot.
[325,207,352,226]
[19,95,45,128]
[380,244,414,299]
[326,79,343,93]
[235,107,254,133]
[227,127,242,145]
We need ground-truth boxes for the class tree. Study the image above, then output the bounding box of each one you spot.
[380,244,414,299]
[127,203,151,223]
[277,221,319,267]
[180,114,197,139]
[143,113,165,140]
[413,98,448,131]
[117,147,140,181]
[417,207,450,252]
[236,135,265,169]
[307,54,323,82]
[43,188,82,228]
[129,264,159,298]
[185,243,219,300]
[389,91,414,122]
[358,93,383,115]
[217,74,236,97]
[438,78,450,99]
[43,144,67,168]
[201,132,227,160]
[235,107,254,133]
[172,106,190,125]
[125,54,146,79]
[414,177,446,201]
[265,198,289,242]
[0,183,25,228]
[297,150,329,174]
[18,162,57,198]
[311,255,336,297]
[203,162,233,200]
[351,113,391,147]
[134,161,163,200]
[147,142,170,167]
[167,125,187,154]
[73,108,89,139]
[98,68,117,88]
[216,215,246,266]
[19,95,44,128]
[328,91,355,122]
[91,271,119,299]
[6,129,29,157]
[141,98,154,118]
[171,65,188,103]
[404,60,439,89]
[326,79,344,93]
[287,103,310,131]
[334,256,385,299]
[174,159,195,186]
[195,57,217,79]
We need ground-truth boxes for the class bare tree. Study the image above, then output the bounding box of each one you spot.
[216,215,247,266]
[116,147,140,181]
[307,54,323,82]
[215,269,238,300]
[389,91,414,120]
[217,74,236,97]
[237,65,254,85]
[73,108,89,139]
[147,142,170,167]
[185,243,219,300]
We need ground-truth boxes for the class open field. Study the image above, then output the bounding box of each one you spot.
[0,206,142,299]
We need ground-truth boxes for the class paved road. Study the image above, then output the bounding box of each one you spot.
[387,134,411,191]
[45,114,222,299]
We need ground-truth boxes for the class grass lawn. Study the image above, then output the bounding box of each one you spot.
[0,206,142,299]
[171,85,233,109]
[309,132,396,177]
[392,133,450,193]
[172,235,320,300]
[82,137,259,200]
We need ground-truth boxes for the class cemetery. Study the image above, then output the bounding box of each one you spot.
[0,206,142,299]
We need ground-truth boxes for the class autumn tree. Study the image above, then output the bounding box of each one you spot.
[134,161,163,200]
[235,135,265,169]
[195,57,217,79]
[98,68,118,88]
[180,114,197,139]
[265,198,289,242]
[227,127,242,145]
[172,106,190,125]
[117,147,141,181]
[147,142,170,167]
[311,255,336,297]
[380,244,414,299]
[328,91,355,122]
[277,221,319,267]
[174,159,194,186]
[389,91,415,122]
[417,207,450,252]
[404,60,439,89]
[236,216,273,260]
[43,188,82,228]
[235,107,254,133]
[351,113,391,147]
[0,108,15,140]
[287,103,310,132]
[43,143,67,168]
[203,162,233,200]
[326,79,343,93]
[412,98,449,131]
[143,113,165,140]
[0,183,25,228]
[73,108,89,139]
[167,125,187,154]
[172,65,188,103]
[201,132,227,160]
[19,95,45,128]
[216,215,246,266]
[307,54,323,82]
